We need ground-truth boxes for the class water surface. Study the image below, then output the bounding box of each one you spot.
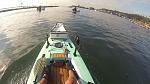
[0,7,150,84]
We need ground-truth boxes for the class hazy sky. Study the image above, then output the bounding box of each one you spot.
[0,0,150,16]
[0,0,77,8]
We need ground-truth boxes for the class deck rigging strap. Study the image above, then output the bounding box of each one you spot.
[33,75,38,84]
[46,34,50,48]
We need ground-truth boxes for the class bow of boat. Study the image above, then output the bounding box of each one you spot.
[27,22,95,84]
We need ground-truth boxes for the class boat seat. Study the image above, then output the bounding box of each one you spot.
[48,62,78,84]
[49,62,69,84]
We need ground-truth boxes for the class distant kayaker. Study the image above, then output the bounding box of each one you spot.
[72,7,77,12]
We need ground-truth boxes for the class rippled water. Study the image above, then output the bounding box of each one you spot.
[0,7,150,84]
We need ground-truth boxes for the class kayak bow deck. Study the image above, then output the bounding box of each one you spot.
[27,23,95,84]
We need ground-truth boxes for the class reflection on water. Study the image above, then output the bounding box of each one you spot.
[0,7,150,84]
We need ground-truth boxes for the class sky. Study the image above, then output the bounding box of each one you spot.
[0,0,150,16]
[0,0,77,8]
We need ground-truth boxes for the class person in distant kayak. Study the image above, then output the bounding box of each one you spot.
[72,6,77,12]
[38,70,74,84]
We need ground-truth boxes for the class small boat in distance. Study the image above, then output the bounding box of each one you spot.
[27,22,95,84]
[72,7,80,14]
[37,6,45,12]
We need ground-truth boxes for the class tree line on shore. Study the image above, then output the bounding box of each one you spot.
[74,5,150,29]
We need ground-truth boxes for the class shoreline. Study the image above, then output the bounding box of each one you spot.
[77,5,150,29]
[129,19,150,29]
[97,9,150,29]
[0,6,59,13]
[1,5,150,29]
